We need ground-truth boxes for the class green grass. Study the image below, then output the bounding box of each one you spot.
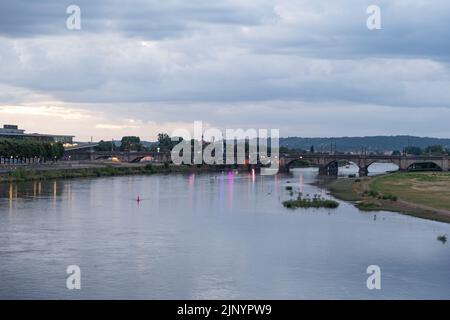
[370,172,450,211]
[326,178,362,201]
[356,201,380,211]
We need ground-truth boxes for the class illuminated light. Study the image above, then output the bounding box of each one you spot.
[140,156,154,162]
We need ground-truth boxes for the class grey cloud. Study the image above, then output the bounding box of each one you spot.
[245,0,450,62]
[1,0,450,139]
[0,0,274,38]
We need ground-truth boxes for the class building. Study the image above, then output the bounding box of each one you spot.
[0,124,74,145]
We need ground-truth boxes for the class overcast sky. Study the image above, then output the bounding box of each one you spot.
[1,0,450,141]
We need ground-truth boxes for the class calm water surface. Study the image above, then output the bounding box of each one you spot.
[0,166,449,299]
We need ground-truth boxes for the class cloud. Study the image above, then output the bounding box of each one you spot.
[0,105,93,120]
[0,0,450,139]
[0,0,275,38]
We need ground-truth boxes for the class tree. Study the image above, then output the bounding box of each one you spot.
[157,133,183,151]
[52,142,65,159]
[0,138,65,161]
[157,133,173,151]
[120,136,143,152]
[404,146,422,156]
[279,146,290,154]
[424,145,444,155]
[95,140,114,152]
[391,150,401,156]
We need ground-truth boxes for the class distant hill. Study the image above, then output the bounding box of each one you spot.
[280,136,450,152]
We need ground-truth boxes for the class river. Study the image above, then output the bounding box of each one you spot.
[0,165,449,299]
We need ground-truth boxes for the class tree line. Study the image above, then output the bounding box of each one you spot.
[0,138,65,161]
[394,145,450,156]
[95,134,182,152]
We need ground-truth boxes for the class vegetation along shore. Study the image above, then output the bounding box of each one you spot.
[0,163,226,184]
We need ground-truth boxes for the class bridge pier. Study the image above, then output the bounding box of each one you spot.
[319,161,338,176]
[89,150,95,161]
[358,167,369,177]
[443,157,449,171]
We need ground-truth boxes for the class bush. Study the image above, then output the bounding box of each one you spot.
[283,197,339,209]
[368,190,379,197]
[437,235,447,244]
[357,201,380,210]
[382,194,398,201]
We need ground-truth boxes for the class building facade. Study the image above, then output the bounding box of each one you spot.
[0,124,74,144]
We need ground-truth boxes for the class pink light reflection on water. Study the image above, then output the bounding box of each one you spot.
[188,173,195,207]
[228,171,234,207]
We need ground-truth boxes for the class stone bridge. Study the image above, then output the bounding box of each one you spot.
[93,151,172,163]
[65,147,450,175]
[65,149,172,163]
[280,154,450,175]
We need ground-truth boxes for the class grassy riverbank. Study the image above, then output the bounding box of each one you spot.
[326,172,450,223]
[0,163,223,183]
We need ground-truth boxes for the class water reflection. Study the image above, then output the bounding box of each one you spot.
[0,169,449,299]
[227,171,234,207]
[0,180,67,209]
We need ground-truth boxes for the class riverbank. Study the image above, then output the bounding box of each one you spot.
[325,172,450,224]
[0,162,227,183]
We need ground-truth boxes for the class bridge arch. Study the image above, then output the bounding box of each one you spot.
[284,158,317,169]
[406,160,443,172]
[94,155,115,161]
[363,160,400,174]
[129,155,156,163]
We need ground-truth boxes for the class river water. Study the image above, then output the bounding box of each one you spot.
[0,165,449,299]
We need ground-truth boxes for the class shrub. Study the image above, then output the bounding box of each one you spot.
[368,190,379,197]
[283,197,339,209]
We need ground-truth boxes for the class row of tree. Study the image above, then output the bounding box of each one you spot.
[96,134,278,155]
[0,138,65,160]
[96,134,181,152]
[393,145,450,156]
[95,136,146,152]
[95,135,450,158]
